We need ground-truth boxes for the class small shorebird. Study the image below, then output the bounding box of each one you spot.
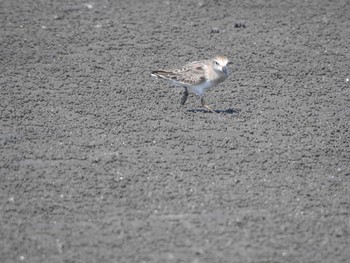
[151,55,229,112]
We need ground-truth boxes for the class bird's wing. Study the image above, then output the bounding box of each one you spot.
[152,61,208,86]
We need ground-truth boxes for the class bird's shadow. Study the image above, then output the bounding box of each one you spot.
[187,108,241,114]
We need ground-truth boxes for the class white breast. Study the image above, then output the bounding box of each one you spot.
[188,80,215,96]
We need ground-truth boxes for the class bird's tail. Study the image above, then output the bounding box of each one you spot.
[151,70,169,78]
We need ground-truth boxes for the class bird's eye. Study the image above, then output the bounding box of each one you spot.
[215,61,219,65]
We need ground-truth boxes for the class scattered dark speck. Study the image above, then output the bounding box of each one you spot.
[210,28,220,33]
[234,23,246,28]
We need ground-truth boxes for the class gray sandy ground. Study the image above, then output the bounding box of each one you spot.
[1,0,349,262]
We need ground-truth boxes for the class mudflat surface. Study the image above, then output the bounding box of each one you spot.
[1,0,350,262]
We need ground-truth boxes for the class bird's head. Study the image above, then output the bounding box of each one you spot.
[212,55,229,76]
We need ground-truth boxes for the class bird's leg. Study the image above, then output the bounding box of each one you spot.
[201,97,214,112]
[181,87,189,105]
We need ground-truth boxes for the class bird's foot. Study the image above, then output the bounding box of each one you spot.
[203,104,214,113]
[200,97,214,112]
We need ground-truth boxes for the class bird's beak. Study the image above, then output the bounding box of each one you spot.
[222,66,228,75]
